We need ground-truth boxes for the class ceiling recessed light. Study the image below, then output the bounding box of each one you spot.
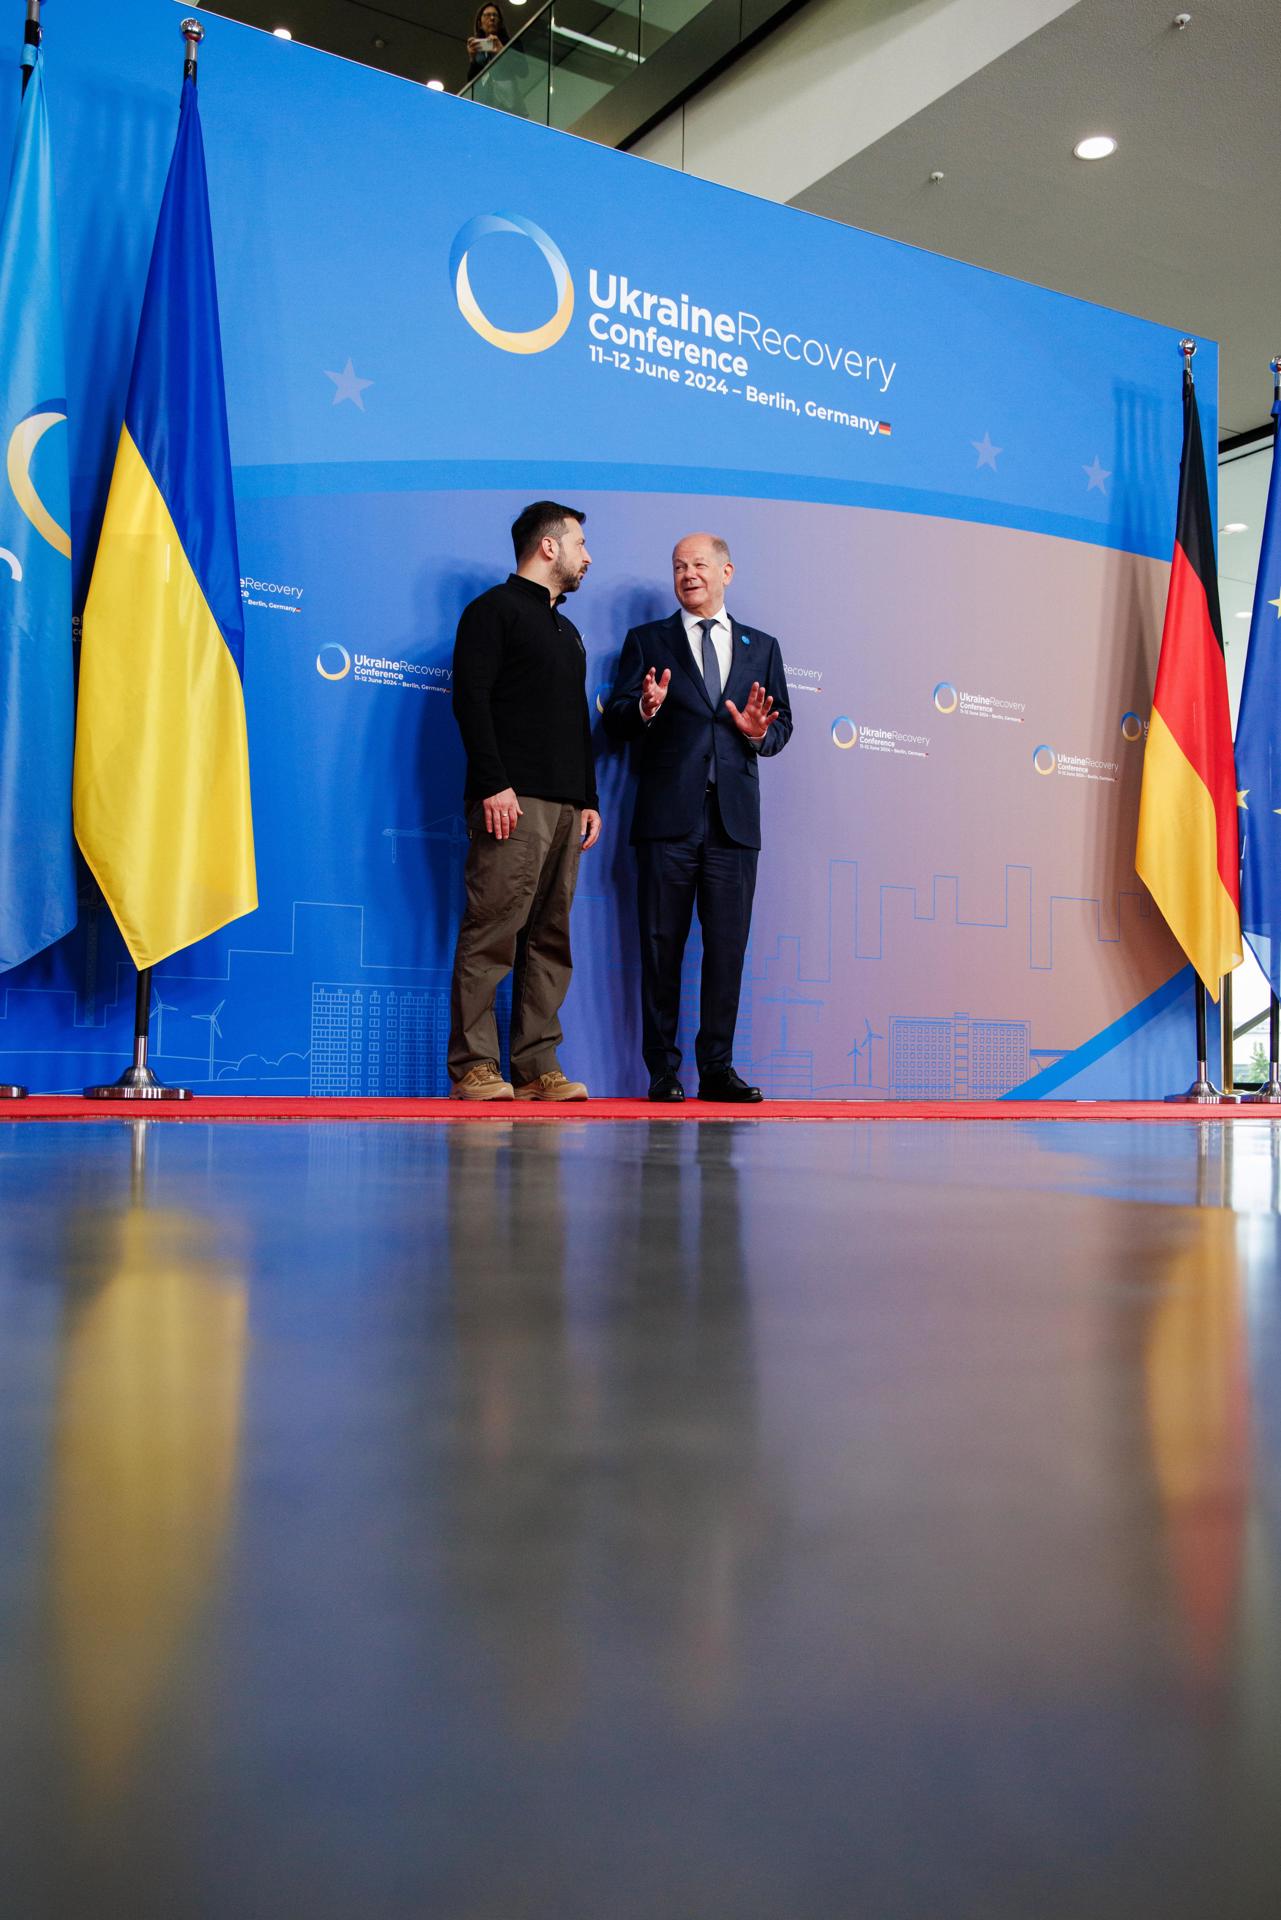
[426,78,445,90]
[272,26,293,38]
[1073,134,1117,161]
[1221,522,1248,533]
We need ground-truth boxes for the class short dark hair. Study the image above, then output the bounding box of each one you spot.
[511,500,585,565]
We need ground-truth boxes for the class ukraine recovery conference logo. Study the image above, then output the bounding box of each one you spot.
[932,682,958,714]
[450,213,574,355]
[316,644,351,681]
[1032,744,1057,775]
[831,716,859,749]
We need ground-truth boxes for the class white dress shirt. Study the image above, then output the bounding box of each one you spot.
[641,601,764,747]
[679,603,733,694]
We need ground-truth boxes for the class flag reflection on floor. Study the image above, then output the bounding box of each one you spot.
[1144,1204,1250,1695]
[50,1126,247,1808]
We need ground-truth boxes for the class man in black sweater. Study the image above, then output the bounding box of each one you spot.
[447,501,601,1101]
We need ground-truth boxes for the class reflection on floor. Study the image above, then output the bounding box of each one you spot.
[1,1119,1279,1918]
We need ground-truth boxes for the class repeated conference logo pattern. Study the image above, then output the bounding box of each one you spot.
[316,644,351,681]
[4,399,70,572]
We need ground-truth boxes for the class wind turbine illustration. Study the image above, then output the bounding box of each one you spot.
[149,989,179,1059]
[193,1001,225,1082]
[848,1016,884,1087]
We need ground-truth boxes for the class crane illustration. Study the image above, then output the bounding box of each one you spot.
[760,985,822,1053]
[382,814,469,890]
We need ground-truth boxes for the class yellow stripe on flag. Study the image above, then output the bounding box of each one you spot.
[1136,708,1241,998]
[73,427,256,969]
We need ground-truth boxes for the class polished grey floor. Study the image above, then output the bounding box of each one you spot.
[2,1117,1281,1918]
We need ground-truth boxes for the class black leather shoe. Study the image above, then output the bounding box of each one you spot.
[698,1067,763,1103]
[648,1070,686,1103]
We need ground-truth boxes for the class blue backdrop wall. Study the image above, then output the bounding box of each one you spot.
[0,0,1214,1096]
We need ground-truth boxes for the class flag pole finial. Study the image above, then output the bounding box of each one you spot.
[181,17,204,80]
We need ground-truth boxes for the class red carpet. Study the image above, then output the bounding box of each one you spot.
[3,1095,1279,1123]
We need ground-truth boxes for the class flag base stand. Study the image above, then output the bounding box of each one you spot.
[1165,981,1236,1102]
[83,966,193,1101]
[1164,1080,1234,1105]
[1240,995,1281,1103]
[1,1085,28,1099]
[84,1064,193,1102]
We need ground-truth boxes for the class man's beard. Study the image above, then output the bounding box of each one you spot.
[553,559,583,595]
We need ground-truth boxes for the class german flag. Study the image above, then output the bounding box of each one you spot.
[1136,365,1241,998]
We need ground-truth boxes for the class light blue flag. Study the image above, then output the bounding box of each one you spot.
[0,46,75,972]
[1235,389,1281,998]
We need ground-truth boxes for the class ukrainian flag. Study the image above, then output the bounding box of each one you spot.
[73,74,255,969]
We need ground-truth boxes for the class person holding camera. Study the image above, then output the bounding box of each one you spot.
[466,3,508,81]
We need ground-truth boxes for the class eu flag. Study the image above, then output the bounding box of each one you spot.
[0,48,76,971]
[1235,389,1281,997]
[73,74,255,969]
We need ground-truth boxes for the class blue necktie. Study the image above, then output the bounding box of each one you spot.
[699,617,721,785]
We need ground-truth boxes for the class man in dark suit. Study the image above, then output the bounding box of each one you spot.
[604,533,792,1102]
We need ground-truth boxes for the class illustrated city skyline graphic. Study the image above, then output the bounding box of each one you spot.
[0,822,1158,1098]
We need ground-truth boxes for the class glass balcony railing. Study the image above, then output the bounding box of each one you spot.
[461,0,797,148]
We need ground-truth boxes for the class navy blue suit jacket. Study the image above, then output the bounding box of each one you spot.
[604,612,792,849]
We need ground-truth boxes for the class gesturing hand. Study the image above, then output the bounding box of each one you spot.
[483,787,522,839]
[640,667,671,721]
[580,809,602,850]
[724,681,778,741]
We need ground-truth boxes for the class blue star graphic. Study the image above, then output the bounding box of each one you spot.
[972,431,1002,471]
[1083,455,1111,493]
[326,358,374,409]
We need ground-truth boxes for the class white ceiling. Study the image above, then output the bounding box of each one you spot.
[791,0,1281,438]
